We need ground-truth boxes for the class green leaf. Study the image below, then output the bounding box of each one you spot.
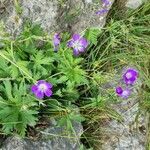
[0,82,39,137]
[10,65,19,78]
[3,81,13,99]
[85,28,101,45]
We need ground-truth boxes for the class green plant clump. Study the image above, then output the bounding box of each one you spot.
[0,1,149,150]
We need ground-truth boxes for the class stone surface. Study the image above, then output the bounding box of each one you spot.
[1,0,59,36]
[126,0,143,9]
[66,0,114,33]
[102,100,145,150]
[0,0,114,36]
[2,119,83,150]
[101,75,145,150]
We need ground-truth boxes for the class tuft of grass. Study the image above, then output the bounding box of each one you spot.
[82,1,150,149]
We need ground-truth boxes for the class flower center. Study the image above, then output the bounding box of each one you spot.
[73,41,82,50]
[38,84,47,92]
[122,90,129,97]
[125,72,132,79]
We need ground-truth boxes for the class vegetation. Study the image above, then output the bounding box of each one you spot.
[0,1,150,150]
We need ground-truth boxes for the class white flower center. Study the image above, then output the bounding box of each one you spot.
[73,41,82,50]
[125,72,132,79]
[38,84,47,92]
[122,90,129,97]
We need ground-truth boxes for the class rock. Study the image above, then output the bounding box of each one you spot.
[126,0,143,9]
[2,119,83,150]
[101,74,145,150]
[0,0,114,36]
[1,0,59,36]
[102,100,145,150]
[64,0,115,33]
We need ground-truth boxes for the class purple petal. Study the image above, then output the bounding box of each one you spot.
[96,9,108,15]
[124,77,137,85]
[78,46,85,52]
[45,82,53,89]
[79,38,88,48]
[31,85,38,93]
[102,0,111,6]
[37,80,46,85]
[72,34,81,41]
[116,86,131,99]
[54,38,60,46]
[73,48,80,56]
[53,33,61,46]
[121,89,131,99]
[67,40,74,47]
[125,69,138,78]
[123,68,138,85]
[116,86,123,95]
[53,33,61,52]
[44,89,52,97]
[35,91,44,99]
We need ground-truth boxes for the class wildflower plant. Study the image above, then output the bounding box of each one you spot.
[0,81,38,136]
[0,22,92,136]
[115,67,139,99]
[0,1,149,148]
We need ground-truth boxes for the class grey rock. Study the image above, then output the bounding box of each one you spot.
[66,0,114,33]
[1,0,59,36]
[0,0,114,36]
[101,76,145,150]
[2,119,83,150]
[126,0,143,9]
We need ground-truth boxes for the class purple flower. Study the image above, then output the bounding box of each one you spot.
[123,68,138,85]
[96,0,111,15]
[67,34,88,55]
[102,0,111,6]
[96,9,108,15]
[116,86,123,95]
[116,86,131,99]
[53,33,61,51]
[31,80,53,99]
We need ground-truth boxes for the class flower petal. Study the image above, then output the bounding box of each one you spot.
[35,91,44,99]
[45,82,53,89]
[116,86,123,95]
[126,69,138,78]
[78,46,85,52]
[44,89,52,97]
[96,9,108,15]
[31,85,38,93]
[79,38,88,48]
[54,33,60,43]
[73,48,80,56]
[72,34,81,41]
[102,0,111,6]
[67,40,74,47]
[121,89,131,99]
[122,68,138,85]
[37,80,46,85]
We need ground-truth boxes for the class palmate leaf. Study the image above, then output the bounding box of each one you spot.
[3,81,13,99]
[31,51,53,65]
[10,65,19,78]
[85,28,101,45]
[0,81,39,137]
[60,65,87,85]
[1,107,19,134]
[16,109,38,136]
[0,58,10,78]
[58,50,88,85]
